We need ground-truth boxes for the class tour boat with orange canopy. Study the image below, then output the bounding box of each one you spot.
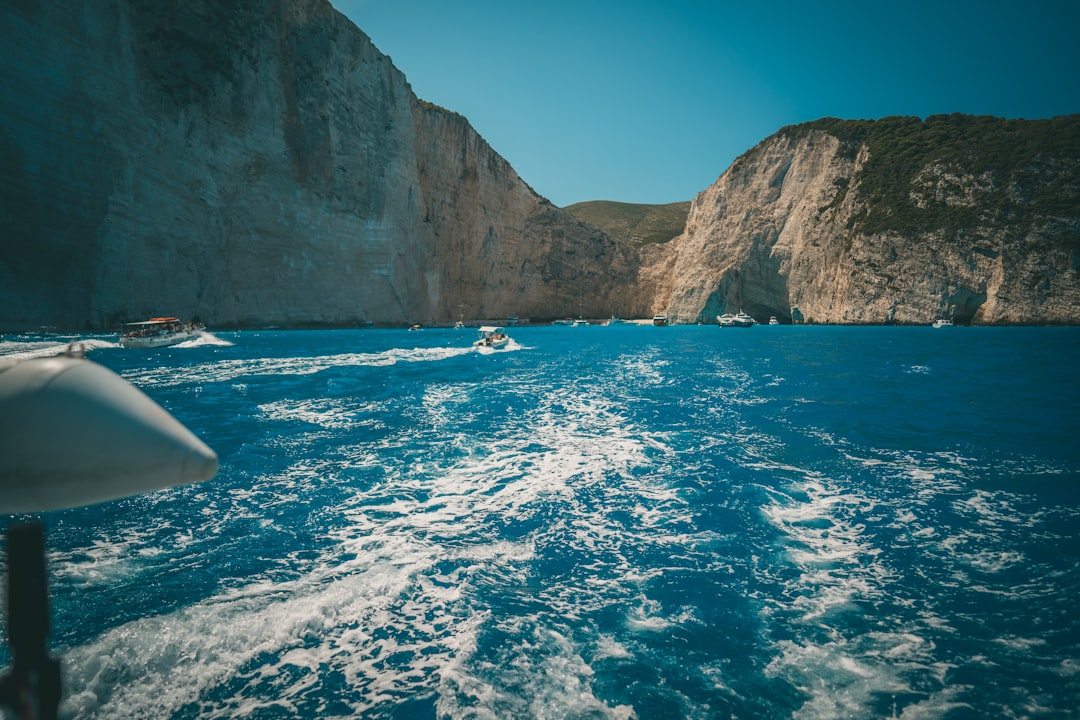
[119,317,204,349]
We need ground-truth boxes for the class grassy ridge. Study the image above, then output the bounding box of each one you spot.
[562,200,691,247]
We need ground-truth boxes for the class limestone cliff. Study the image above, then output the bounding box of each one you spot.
[410,103,645,323]
[0,0,650,330]
[3,3,1076,331]
[654,115,1080,324]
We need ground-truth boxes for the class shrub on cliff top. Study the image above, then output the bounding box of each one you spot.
[787,114,1080,239]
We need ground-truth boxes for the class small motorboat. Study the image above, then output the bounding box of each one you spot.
[473,326,509,349]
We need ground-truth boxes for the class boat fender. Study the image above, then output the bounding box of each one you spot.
[0,356,218,513]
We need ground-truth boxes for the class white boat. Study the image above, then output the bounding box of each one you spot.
[473,326,509,349]
[652,314,668,327]
[572,318,589,327]
[119,317,203,349]
[718,311,754,327]
[769,316,779,325]
[932,319,954,328]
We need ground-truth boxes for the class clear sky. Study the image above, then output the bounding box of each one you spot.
[333,0,1079,208]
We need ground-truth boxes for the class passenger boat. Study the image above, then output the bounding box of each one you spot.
[473,326,509,349]
[718,311,754,327]
[652,314,668,327]
[769,316,779,325]
[119,317,203,348]
[932,318,954,328]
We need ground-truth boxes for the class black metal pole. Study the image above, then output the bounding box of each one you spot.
[0,522,61,720]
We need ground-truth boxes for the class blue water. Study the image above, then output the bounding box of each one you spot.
[3,325,1080,718]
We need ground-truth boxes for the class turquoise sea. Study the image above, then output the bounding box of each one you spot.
[2,324,1080,718]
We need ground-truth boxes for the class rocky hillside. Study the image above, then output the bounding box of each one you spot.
[0,0,651,330]
[653,115,1080,324]
[3,2,1077,331]
[562,200,690,247]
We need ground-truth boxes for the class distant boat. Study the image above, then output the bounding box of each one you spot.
[119,317,203,349]
[932,319,954,328]
[572,318,589,327]
[718,311,754,328]
[604,316,625,326]
[409,324,422,331]
[652,314,668,327]
[769,316,779,325]
[473,326,509,349]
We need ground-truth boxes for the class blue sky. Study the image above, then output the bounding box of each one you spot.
[334,0,1079,207]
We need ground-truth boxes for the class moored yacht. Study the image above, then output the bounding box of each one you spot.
[718,311,754,327]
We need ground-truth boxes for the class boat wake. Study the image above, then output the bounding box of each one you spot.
[0,336,117,359]
[121,344,479,388]
[33,327,1080,718]
[175,332,233,348]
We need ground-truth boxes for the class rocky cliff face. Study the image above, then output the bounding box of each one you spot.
[653,116,1080,324]
[0,0,650,330]
[3,4,1076,331]
[410,104,646,323]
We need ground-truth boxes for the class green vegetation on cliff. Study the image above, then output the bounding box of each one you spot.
[794,114,1080,239]
[562,200,691,247]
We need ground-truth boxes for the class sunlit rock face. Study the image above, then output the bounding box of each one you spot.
[0,0,650,329]
[410,104,649,324]
[652,119,1080,325]
[3,3,1075,331]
